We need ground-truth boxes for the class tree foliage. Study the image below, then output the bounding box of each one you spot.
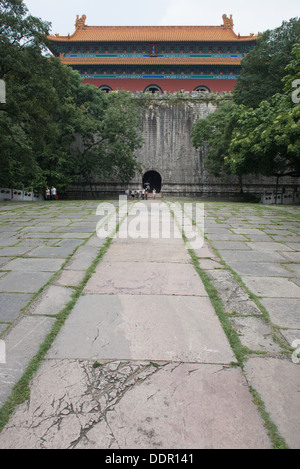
[0,0,142,193]
[191,101,236,177]
[227,95,300,177]
[192,20,300,183]
[233,17,300,108]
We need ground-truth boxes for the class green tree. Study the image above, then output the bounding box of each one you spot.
[65,87,143,190]
[233,17,300,108]
[228,94,300,178]
[283,40,300,102]
[0,0,143,194]
[191,101,234,176]
[0,0,56,188]
[191,100,248,190]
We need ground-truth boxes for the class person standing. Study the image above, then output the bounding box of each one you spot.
[153,188,156,200]
[45,187,50,200]
[51,186,57,200]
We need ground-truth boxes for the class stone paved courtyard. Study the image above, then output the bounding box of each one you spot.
[0,199,299,449]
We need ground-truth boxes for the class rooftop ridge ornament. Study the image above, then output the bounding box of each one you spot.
[75,14,87,30]
[222,14,234,29]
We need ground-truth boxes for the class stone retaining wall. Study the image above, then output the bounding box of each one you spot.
[0,188,43,202]
[66,98,300,203]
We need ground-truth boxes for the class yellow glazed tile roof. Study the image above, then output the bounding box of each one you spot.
[48,14,258,43]
[61,57,243,66]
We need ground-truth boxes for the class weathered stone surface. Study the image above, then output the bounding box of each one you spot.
[229,316,281,353]
[26,285,73,316]
[260,298,300,328]
[3,257,65,272]
[0,257,12,268]
[84,261,208,296]
[65,246,99,270]
[245,357,300,449]
[47,294,236,364]
[0,360,272,449]
[102,242,191,263]
[25,246,75,258]
[0,293,32,321]
[0,200,299,450]
[246,242,292,251]
[227,262,293,277]
[218,250,285,263]
[54,270,86,287]
[0,247,32,257]
[207,270,262,316]
[242,277,300,298]
[0,271,54,293]
[0,315,55,407]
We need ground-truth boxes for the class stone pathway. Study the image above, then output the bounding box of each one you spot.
[0,199,299,449]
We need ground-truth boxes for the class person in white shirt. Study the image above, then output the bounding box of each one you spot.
[51,186,57,200]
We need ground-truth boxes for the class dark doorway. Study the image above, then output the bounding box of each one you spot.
[142,170,162,193]
[144,84,163,94]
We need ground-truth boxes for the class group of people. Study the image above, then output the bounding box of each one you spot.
[125,187,157,200]
[45,186,57,200]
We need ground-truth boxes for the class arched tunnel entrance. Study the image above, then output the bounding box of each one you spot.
[142,170,162,193]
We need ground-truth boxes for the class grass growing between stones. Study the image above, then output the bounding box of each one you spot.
[0,235,111,432]
[0,203,130,433]
[167,200,290,449]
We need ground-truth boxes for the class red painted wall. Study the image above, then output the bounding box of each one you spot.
[82,78,236,93]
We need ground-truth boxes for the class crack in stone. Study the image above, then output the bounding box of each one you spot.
[63,360,166,448]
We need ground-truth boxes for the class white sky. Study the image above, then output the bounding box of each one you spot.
[23,0,299,37]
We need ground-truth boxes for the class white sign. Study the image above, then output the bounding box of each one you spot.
[0,79,6,104]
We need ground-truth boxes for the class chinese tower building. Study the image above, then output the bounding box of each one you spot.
[47,14,258,94]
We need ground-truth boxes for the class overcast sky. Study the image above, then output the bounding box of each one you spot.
[23,0,299,37]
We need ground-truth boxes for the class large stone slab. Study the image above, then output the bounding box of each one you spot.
[0,257,12,268]
[0,315,55,407]
[3,258,65,272]
[229,316,281,353]
[65,246,99,271]
[218,250,286,263]
[0,271,54,293]
[0,247,32,257]
[47,294,236,364]
[27,285,73,316]
[245,357,300,449]
[260,298,300,328]
[25,246,75,258]
[246,242,292,251]
[54,270,86,287]
[212,241,251,250]
[0,293,32,321]
[102,242,191,263]
[207,270,262,316]
[0,360,272,449]
[0,236,19,247]
[228,262,293,277]
[280,252,300,262]
[84,262,208,296]
[242,276,300,298]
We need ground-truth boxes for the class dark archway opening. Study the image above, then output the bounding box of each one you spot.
[144,84,163,94]
[193,85,210,93]
[142,170,162,193]
[99,85,113,93]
